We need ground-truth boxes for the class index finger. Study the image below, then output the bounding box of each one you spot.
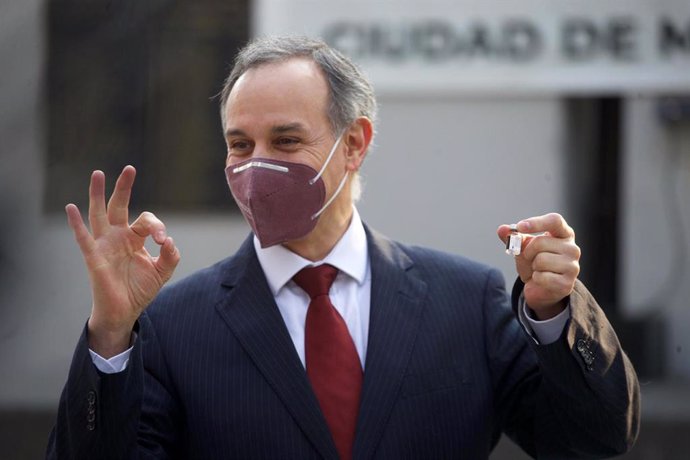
[516,213,574,239]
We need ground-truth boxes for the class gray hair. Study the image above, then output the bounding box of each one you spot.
[219,36,377,137]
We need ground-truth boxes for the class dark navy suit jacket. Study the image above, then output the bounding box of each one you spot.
[47,227,639,459]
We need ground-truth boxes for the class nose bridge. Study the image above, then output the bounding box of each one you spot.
[231,160,289,177]
[226,138,272,170]
[252,139,271,158]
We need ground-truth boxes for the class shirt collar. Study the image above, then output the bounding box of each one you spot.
[254,207,368,296]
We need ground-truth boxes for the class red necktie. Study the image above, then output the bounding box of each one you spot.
[293,264,362,460]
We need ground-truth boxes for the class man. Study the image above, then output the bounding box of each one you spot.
[47,36,639,459]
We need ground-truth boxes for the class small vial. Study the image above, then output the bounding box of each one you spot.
[505,224,522,256]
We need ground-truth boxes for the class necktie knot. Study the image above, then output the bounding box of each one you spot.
[293,264,338,299]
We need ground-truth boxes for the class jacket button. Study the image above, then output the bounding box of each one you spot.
[87,391,96,404]
[86,423,95,431]
[575,338,595,370]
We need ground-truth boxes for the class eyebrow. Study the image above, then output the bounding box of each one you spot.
[271,123,306,134]
[224,128,247,138]
[224,123,307,138]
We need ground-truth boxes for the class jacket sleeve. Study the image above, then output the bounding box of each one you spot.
[486,271,640,458]
[46,313,182,459]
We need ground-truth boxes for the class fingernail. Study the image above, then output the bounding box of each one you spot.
[517,220,531,231]
[156,231,166,241]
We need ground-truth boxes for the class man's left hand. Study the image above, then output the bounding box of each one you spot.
[497,213,581,320]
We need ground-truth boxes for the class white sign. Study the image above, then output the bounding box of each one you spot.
[254,0,690,95]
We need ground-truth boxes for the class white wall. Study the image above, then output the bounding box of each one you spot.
[358,96,565,281]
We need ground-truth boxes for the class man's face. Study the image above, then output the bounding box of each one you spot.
[223,58,344,198]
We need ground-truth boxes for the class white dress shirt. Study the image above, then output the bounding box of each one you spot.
[254,207,371,369]
[90,207,568,373]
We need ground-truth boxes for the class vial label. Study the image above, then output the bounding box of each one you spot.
[505,226,522,256]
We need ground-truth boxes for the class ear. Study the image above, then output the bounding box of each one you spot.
[343,117,373,173]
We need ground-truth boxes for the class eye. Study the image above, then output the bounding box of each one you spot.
[228,139,253,155]
[274,137,299,148]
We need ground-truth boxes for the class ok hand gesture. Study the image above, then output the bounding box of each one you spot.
[65,166,180,357]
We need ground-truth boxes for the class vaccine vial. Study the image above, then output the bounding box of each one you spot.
[505,224,522,256]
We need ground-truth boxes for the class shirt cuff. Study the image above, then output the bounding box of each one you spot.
[517,294,570,345]
[88,332,137,374]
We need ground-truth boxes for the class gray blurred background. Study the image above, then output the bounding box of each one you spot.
[1,0,689,458]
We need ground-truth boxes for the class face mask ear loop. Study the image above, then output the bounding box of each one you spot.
[311,171,349,220]
[309,130,346,185]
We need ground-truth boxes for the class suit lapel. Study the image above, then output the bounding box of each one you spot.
[214,236,338,459]
[353,228,428,460]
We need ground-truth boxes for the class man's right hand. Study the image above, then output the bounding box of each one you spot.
[65,166,181,358]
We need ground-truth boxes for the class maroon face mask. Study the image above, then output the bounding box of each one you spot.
[225,158,327,247]
[226,134,348,248]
